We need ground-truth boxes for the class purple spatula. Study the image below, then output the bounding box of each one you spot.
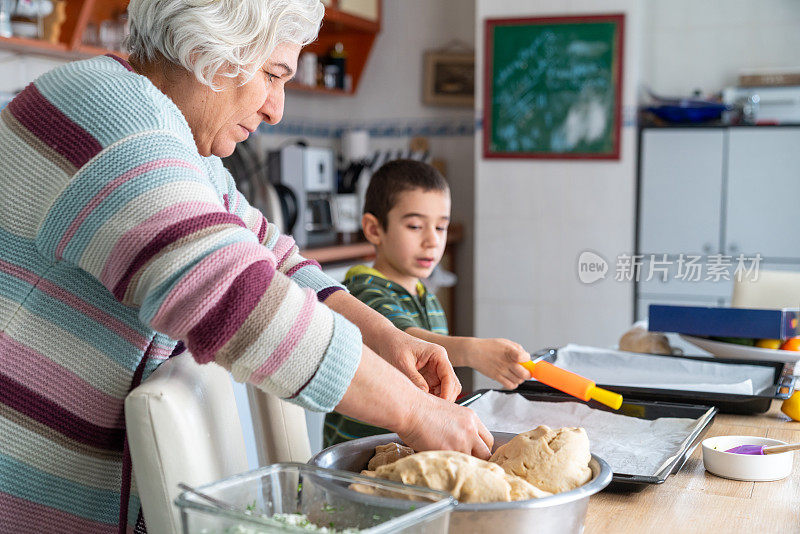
[725,442,800,455]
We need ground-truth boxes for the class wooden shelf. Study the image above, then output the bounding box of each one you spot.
[323,9,380,33]
[286,82,352,96]
[290,0,381,95]
[74,44,127,59]
[0,35,71,58]
[0,0,381,97]
[0,0,128,60]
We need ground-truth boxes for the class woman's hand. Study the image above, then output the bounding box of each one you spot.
[336,345,492,459]
[324,290,460,400]
[397,391,493,459]
[373,329,460,401]
[466,338,531,390]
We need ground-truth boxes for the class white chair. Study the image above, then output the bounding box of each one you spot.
[246,384,312,464]
[731,269,800,309]
[125,353,248,534]
[126,353,315,533]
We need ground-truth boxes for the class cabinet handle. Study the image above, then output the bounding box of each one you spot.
[702,243,712,253]
[728,243,739,253]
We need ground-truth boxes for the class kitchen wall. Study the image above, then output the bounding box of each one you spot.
[255,0,478,340]
[472,0,643,390]
[471,0,800,391]
[641,0,800,97]
[263,0,478,456]
[0,52,63,94]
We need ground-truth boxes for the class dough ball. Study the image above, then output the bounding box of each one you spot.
[505,472,550,501]
[619,326,672,355]
[490,426,592,494]
[372,450,550,503]
[367,442,415,471]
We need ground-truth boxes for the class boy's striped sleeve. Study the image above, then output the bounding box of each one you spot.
[348,284,419,332]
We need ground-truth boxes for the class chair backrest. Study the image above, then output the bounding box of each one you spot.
[125,353,248,534]
[246,384,312,464]
[731,269,800,309]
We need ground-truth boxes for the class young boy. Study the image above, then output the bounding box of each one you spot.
[323,159,531,447]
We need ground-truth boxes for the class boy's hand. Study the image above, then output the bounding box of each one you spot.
[374,329,461,402]
[468,338,531,390]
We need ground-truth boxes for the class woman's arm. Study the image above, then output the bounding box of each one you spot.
[36,132,360,413]
[338,343,493,459]
[324,290,461,401]
[219,164,344,298]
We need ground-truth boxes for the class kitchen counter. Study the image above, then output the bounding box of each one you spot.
[299,223,463,264]
[585,399,800,532]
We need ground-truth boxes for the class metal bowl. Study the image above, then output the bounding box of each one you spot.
[309,431,612,534]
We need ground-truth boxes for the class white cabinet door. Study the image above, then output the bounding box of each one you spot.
[726,127,800,260]
[636,256,734,301]
[639,129,725,256]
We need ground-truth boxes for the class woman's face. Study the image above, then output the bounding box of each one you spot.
[185,42,301,157]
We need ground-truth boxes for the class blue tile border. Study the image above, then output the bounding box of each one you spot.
[258,115,478,139]
[258,105,637,139]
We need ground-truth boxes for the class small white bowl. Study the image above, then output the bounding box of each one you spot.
[702,436,793,481]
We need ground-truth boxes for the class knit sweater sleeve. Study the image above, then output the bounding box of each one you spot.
[213,160,345,301]
[34,130,360,412]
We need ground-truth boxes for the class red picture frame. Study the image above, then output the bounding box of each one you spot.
[483,14,625,160]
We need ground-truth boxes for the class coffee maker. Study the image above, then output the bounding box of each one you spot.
[267,144,336,248]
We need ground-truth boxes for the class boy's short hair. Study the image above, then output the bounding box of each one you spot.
[364,159,449,229]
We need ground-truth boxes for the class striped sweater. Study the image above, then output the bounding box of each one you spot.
[0,55,361,533]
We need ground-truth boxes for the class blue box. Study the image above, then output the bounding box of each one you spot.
[648,304,800,340]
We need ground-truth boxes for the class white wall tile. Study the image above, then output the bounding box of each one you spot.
[475,0,638,355]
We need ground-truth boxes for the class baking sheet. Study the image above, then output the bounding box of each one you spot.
[466,390,701,477]
[551,344,776,395]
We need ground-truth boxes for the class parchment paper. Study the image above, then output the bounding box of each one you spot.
[552,344,775,395]
[468,390,700,476]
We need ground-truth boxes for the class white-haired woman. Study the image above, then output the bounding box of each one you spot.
[0,0,492,531]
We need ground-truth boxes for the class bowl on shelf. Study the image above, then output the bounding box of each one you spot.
[644,102,730,123]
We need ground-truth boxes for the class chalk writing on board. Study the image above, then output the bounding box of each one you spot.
[485,16,623,159]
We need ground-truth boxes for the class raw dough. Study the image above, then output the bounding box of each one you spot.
[367,442,415,471]
[490,426,592,494]
[371,450,551,503]
[618,326,672,355]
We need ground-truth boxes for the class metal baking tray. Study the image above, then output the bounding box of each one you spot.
[458,389,717,492]
[519,348,795,414]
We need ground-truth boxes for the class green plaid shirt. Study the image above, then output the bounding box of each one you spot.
[323,265,448,447]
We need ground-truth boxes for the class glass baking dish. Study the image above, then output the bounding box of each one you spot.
[175,462,455,533]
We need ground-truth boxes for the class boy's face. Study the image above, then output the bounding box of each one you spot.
[372,188,451,283]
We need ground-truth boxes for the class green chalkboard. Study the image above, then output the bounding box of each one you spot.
[483,14,624,159]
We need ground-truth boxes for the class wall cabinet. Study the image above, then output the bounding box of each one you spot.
[639,129,725,257]
[0,0,381,96]
[636,126,800,320]
[726,128,800,260]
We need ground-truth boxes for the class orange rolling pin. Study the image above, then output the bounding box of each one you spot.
[520,360,623,410]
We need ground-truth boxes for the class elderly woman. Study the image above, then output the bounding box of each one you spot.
[0,0,493,531]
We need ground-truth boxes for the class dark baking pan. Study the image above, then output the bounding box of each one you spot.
[458,389,717,492]
[519,348,795,414]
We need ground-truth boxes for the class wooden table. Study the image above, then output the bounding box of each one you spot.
[585,400,800,532]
